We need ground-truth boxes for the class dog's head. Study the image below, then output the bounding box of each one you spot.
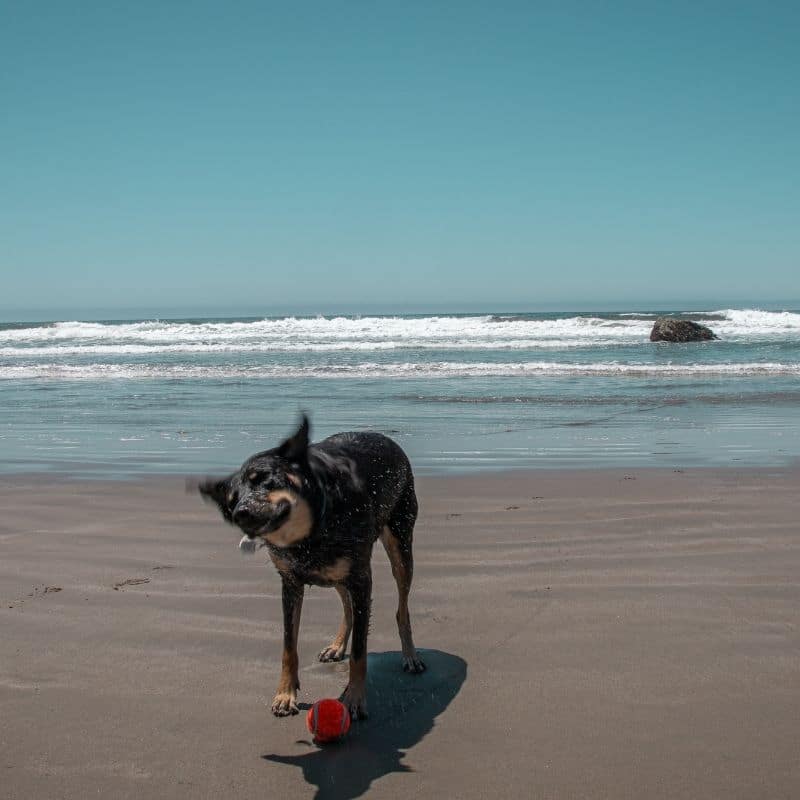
[197,416,319,549]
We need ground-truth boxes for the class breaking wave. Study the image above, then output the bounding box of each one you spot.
[1,309,798,356]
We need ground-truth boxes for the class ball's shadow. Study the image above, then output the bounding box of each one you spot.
[262,649,467,799]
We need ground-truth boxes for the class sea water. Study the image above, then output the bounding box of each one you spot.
[1,309,799,476]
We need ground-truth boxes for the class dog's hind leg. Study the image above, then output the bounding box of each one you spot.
[318,585,352,662]
[381,484,426,674]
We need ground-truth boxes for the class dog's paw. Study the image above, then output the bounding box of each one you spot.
[339,684,368,720]
[402,654,427,674]
[270,691,299,717]
[318,644,347,662]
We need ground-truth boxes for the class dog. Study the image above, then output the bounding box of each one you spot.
[196,415,425,720]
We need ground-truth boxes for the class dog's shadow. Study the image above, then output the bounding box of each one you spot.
[262,649,466,799]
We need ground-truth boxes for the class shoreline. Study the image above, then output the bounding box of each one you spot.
[1,460,798,485]
[2,465,799,798]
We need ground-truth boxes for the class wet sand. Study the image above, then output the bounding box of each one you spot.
[1,467,799,799]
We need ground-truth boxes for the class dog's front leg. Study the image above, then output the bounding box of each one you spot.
[271,576,304,716]
[340,566,371,720]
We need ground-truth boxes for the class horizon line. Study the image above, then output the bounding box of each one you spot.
[1,299,799,324]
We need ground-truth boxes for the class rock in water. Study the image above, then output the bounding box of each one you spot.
[650,317,717,342]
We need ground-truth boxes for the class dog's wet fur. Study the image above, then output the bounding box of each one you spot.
[196,416,425,720]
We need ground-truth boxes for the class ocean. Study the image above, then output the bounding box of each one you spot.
[1,308,799,477]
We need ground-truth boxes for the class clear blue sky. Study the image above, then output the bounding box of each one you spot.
[2,1,798,317]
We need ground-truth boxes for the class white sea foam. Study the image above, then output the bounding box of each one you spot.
[0,338,637,356]
[1,309,798,355]
[0,315,649,346]
[710,308,800,333]
[2,361,798,380]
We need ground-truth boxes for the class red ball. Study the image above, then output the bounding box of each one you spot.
[306,698,351,743]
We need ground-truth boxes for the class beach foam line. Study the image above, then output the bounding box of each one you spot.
[1,360,799,380]
[0,339,644,355]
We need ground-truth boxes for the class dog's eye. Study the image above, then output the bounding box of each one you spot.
[247,471,263,484]
[227,490,239,507]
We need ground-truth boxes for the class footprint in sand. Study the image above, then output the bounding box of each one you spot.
[7,584,62,609]
[113,577,151,591]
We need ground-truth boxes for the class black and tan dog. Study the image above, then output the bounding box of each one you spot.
[196,416,425,720]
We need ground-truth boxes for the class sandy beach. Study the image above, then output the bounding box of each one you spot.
[1,467,799,799]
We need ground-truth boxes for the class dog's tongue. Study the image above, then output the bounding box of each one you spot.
[239,535,265,555]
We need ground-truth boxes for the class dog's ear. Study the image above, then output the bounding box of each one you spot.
[277,415,310,463]
[197,476,236,523]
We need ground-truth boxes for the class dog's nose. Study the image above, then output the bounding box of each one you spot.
[233,507,258,528]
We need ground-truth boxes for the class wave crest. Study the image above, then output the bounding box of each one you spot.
[1,308,798,354]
